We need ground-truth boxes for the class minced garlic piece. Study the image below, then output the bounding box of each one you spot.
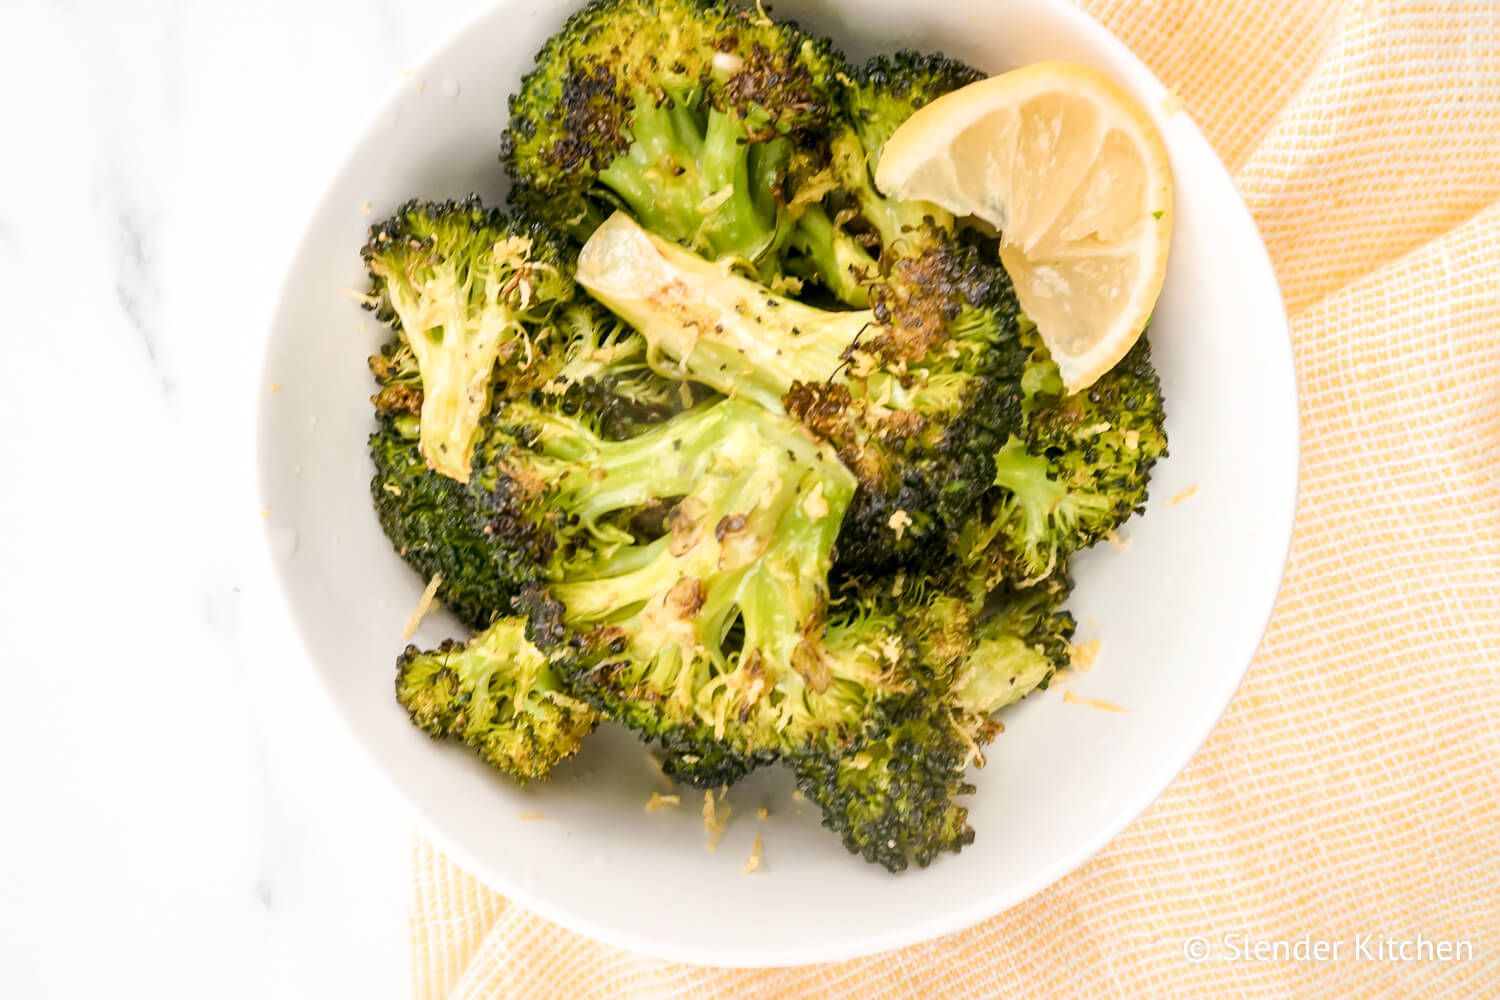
[1105,529,1131,551]
[801,481,829,519]
[702,790,731,852]
[1167,484,1199,506]
[1070,638,1101,670]
[645,792,681,813]
[887,509,913,539]
[1063,690,1127,714]
[743,831,764,874]
[402,573,443,640]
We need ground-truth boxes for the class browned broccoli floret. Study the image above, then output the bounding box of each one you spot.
[503,0,845,273]
[577,212,1027,572]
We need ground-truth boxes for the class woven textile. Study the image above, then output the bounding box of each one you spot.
[411,1,1500,995]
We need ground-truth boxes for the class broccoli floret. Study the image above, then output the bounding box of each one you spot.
[970,330,1169,585]
[397,617,599,782]
[512,399,914,784]
[786,202,879,307]
[455,397,913,783]
[529,298,693,437]
[463,397,920,785]
[847,52,987,168]
[576,211,1026,570]
[791,708,975,872]
[363,198,575,482]
[370,414,536,630]
[503,0,844,273]
[787,51,984,302]
[791,578,1073,871]
[369,295,692,627]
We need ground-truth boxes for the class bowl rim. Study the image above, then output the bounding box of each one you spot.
[250,0,1300,967]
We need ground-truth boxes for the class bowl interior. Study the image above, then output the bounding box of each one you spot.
[256,0,1296,966]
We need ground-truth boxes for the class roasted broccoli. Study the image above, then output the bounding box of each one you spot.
[364,1,1173,872]
[961,328,1169,587]
[368,267,690,628]
[787,51,985,304]
[397,616,600,781]
[576,210,1026,569]
[371,413,539,630]
[477,398,914,785]
[535,298,693,436]
[792,578,1075,871]
[362,198,575,482]
[503,0,843,273]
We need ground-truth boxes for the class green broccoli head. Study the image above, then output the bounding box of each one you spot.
[370,399,700,635]
[516,399,915,781]
[790,574,1073,872]
[503,0,844,271]
[576,212,1026,571]
[845,51,986,165]
[363,198,575,482]
[370,414,541,630]
[526,298,692,438]
[980,330,1168,584]
[791,707,975,872]
[786,240,1028,571]
[787,51,985,303]
[368,338,423,416]
[368,294,692,629]
[396,616,599,782]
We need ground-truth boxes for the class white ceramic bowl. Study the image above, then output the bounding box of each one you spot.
[255,0,1297,966]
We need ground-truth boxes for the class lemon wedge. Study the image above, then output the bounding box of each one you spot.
[875,61,1173,393]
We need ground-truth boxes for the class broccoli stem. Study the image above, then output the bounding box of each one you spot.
[829,129,952,254]
[789,203,877,306]
[951,633,1056,715]
[596,93,786,265]
[577,212,872,410]
[515,401,733,524]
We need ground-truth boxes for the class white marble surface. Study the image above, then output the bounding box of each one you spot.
[0,1,498,995]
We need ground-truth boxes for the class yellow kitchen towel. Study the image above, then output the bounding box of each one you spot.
[412,1,1500,994]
